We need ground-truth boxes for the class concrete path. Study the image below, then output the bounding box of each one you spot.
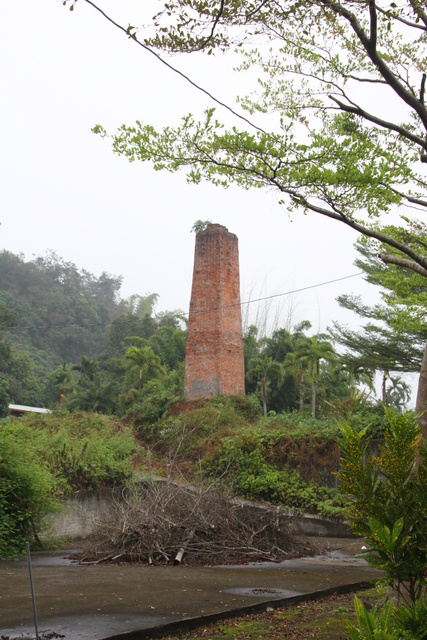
[0,538,380,640]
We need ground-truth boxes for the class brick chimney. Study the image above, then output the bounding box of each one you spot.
[184,224,245,400]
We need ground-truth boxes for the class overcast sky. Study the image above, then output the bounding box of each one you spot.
[1,0,384,340]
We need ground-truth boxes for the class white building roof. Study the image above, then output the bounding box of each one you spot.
[8,404,51,414]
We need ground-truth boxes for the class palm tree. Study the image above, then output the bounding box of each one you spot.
[69,357,115,413]
[386,376,411,412]
[71,356,99,384]
[342,360,375,393]
[124,293,159,317]
[286,337,335,418]
[284,347,309,412]
[246,355,282,416]
[50,362,73,404]
[124,345,166,390]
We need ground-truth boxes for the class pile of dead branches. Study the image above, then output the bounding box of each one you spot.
[78,481,313,565]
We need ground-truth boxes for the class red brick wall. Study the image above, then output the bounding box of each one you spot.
[184,224,245,399]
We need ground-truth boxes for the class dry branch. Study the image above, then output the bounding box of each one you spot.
[78,481,313,565]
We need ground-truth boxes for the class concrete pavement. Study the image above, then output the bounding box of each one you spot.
[0,538,380,640]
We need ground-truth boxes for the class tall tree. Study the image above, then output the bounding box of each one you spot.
[285,336,336,418]
[332,227,427,374]
[79,0,427,436]
[261,327,299,412]
[246,355,282,416]
[68,356,116,413]
[386,375,412,412]
[331,226,427,404]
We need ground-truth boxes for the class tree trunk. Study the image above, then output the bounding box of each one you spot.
[299,389,304,412]
[415,339,427,441]
[311,379,317,419]
[262,377,267,417]
[382,370,388,404]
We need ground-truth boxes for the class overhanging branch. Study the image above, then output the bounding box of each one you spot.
[328,95,427,150]
[80,0,266,134]
[287,190,427,273]
[379,253,427,277]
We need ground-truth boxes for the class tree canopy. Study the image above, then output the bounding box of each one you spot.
[91,0,426,270]
[76,0,427,433]
[331,229,427,373]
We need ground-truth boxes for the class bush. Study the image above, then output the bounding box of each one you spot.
[138,396,252,455]
[0,432,58,558]
[346,402,400,439]
[122,368,184,426]
[204,431,347,519]
[0,411,141,557]
[338,410,427,605]
[1,411,139,493]
[346,596,427,639]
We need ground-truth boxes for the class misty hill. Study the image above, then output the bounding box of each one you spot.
[0,250,186,411]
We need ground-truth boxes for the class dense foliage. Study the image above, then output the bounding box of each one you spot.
[136,395,348,519]
[0,411,140,558]
[0,429,56,558]
[0,248,416,561]
[0,250,187,415]
[0,248,401,422]
[339,411,427,605]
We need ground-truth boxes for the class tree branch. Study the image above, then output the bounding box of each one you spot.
[245,0,270,20]
[82,0,266,134]
[376,4,426,31]
[420,73,426,105]
[379,253,427,278]
[408,0,427,29]
[194,0,225,51]
[328,95,427,150]
[368,0,377,49]
[385,184,427,209]
[322,0,427,130]
[286,190,427,272]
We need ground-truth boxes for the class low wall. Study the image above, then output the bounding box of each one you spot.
[285,514,354,538]
[42,488,122,541]
[43,487,353,541]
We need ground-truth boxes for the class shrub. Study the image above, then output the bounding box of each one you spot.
[338,410,427,605]
[0,411,141,557]
[204,431,347,518]
[2,411,139,492]
[0,432,58,558]
[346,597,427,639]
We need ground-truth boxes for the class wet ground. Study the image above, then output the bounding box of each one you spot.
[0,538,380,640]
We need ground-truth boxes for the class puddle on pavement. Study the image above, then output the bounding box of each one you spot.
[10,549,82,567]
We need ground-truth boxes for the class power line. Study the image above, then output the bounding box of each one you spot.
[83,0,266,134]
[209,272,363,313]
[3,272,363,332]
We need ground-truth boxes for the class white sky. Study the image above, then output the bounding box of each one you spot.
[0,0,385,340]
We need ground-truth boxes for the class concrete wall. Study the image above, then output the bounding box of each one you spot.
[42,489,121,541]
[44,488,353,541]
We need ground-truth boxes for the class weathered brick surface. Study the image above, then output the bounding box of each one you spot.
[184,224,245,400]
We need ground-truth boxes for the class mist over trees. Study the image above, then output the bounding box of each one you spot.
[0,250,186,414]
[0,247,416,420]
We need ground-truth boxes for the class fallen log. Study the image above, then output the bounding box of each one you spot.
[174,530,195,565]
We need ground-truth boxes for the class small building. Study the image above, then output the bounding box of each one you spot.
[8,404,51,416]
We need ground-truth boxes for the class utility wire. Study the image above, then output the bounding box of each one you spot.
[83,0,266,134]
[3,272,363,332]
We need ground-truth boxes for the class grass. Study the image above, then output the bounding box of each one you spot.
[161,585,385,640]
